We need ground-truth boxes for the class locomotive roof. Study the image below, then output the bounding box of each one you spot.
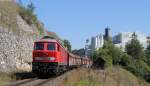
[35,38,58,43]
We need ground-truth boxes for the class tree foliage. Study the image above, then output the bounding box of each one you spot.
[92,32,150,83]
[19,3,37,25]
[125,33,145,60]
[18,3,44,34]
[92,40,113,67]
[72,48,85,56]
[64,39,72,52]
[124,33,150,82]
[145,43,150,66]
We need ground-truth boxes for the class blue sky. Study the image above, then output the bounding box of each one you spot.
[21,0,150,49]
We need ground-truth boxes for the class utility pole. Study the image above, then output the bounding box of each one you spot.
[85,39,89,57]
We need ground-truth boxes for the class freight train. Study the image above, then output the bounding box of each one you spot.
[32,36,92,75]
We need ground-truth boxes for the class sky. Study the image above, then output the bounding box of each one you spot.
[21,0,150,49]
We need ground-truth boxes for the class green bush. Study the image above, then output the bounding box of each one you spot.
[18,4,37,25]
[145,43,150,66]
[18,3,44,35]
[92,33,150,83]
[92,41,114,67]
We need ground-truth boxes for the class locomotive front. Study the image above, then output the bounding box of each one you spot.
[32,39,60,75]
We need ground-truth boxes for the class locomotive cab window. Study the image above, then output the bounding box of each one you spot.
[34,42,44,50]
[47,43,55,50]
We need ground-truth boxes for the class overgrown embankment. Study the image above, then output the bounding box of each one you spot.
[92,35,150,83]
[59,67,150,86]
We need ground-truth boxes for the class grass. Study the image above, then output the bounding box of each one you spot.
[0,72,16,86]
[74,80,101,86]
[0,1,19,32]
[59,67,150,86]
[58,68,104,86]
[0,67,149,86]
[0,1,44,35]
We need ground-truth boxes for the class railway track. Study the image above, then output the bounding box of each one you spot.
[10,78,37,86]
[9,68,80,86]
[10,76,56,86]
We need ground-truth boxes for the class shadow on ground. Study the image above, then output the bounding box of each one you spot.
[14,72,37,80]
[14,72,57,80]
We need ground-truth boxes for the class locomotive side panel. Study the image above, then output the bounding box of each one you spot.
[58,43,68,65]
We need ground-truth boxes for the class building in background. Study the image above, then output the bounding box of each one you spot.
[113,32,148,50]
[85,28,111,57]
[91,34,104,50]
[104,27,111,41]
[147,37,150,44]
[85,28,150,57]
[85,34,104,57]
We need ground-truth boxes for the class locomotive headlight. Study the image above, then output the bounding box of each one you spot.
[35,57,43,60]
[48,57,56,60]
[34,57,56,61]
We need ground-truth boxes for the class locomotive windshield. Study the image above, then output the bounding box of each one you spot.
[34,42,44,50]
[47,43,55,50]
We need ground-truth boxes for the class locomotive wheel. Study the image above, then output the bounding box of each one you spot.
[55,66,60,76]
[62,66,67,73]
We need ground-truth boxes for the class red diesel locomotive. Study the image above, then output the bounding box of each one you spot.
[32,36,92,75]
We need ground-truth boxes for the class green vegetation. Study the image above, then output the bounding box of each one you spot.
[18,3,36,25]
[0,72,15,86]
[92,40,116,67]
[64,39,72,52]
[72,48,85,56]
[60,68,102,86]
[60,67,149,86]
[18,2,44,35]
[0,2,18,31]
[92,32,150,83]
[125,32,145,60]
[0,1,44,35]
[74,80,101,86]
[145,43,150,66]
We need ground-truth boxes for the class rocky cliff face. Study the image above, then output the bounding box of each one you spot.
[0,13,42,72]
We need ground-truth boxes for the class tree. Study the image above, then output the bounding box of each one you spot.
[119,53,131,67]
[19,2,37,25]
[64,39,72,52]
[125,32,145,60]
[103,40,124,65]
[97,48,112,67]
[72,48,85,56]
[92,40,113,67]
[27,2,35,13]
[145,43,150,66]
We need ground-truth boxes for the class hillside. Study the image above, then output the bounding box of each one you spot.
[0,1,45,72]
[59,67,150,86]
[1,67,150,86]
